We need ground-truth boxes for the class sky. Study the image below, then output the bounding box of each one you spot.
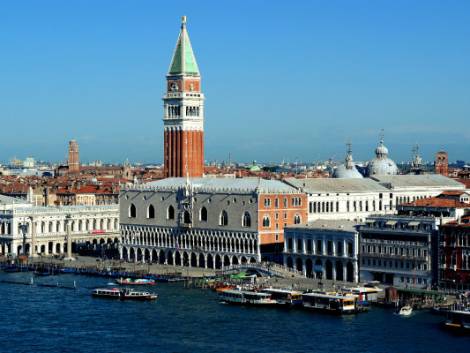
[0,0,469,165]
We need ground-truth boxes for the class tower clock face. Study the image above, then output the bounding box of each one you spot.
[170,82,179,92]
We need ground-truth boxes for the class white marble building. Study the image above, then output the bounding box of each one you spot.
[0,195,120,257]
[285,174,465,223]
[284,220,359,283]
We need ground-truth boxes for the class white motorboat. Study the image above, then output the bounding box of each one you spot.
[398,305,413,316]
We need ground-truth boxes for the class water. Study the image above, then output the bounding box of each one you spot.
[0,272,469,353]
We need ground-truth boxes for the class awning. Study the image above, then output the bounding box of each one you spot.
[386,220,397,226]
[408,221,420,226]
[365,219,375,224]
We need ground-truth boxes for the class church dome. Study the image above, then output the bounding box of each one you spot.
[367,138,399,176]
[333,143,364,179]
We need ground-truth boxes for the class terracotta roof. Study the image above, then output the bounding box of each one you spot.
[439,190,468,196]
[402,197,470,209]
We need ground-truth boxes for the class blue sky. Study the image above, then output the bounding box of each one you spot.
[0,0,469,164]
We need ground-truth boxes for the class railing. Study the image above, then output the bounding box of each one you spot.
[219,262,305,278]
[363,253,428,262]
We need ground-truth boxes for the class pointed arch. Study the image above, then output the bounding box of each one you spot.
[294,214,301,225]
[147,205,155,219]
[262,216,270,227]
[200,207,208,222]
[242,211,251,227]
[129,204,136,218]
[219,210,228,226]
[167,205,175,220]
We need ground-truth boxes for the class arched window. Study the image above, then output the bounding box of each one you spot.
[167,205,175,220]
[129,204,136,218]
[184,210,191,224]
[262,216,270,227]
[242,212,251,227]
[200,207,208,222]
[147,205,155,219]
[220,210,228,226]
[294,214,301,224]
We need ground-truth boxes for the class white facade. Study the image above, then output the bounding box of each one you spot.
[285,175,465,223]
[284,220,360,283]
[0,201,120,257]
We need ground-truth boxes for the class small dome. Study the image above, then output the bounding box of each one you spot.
[367,158,399,176]
[333,142,364,179]
[375,143,389,157]
[367,137,399,176]
[333,164,363,178]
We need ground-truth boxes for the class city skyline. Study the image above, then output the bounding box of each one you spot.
[1,0,469,164]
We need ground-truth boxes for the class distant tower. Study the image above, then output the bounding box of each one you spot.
[68,140,80,173]
[163,16,204,178]
[410,144,424,175]
[435,151,448,176]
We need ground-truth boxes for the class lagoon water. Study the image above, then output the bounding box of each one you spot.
[0,272,469,353]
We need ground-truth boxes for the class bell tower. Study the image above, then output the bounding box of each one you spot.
[163,16,204,178]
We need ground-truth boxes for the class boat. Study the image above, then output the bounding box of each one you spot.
[92,288,158,301]
[398,305,413,316]
[215,284,236,293]
[443,309,470,332]
[261,288,303,306]
[342,286,383,306]
[302,291,359,314]
[218,289,277,306]
[92,288,122,299]
[116,278,156,286]
[120,288,158,301]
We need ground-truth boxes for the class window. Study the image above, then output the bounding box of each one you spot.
[264,198,271,208]
[220,210,228,226]
[262,216,270,227]
[337,241,343,256]
[348,242,353,257]
[147,205,155,219]
[317,240,322,254]
[242,212,251,227]
[129,204,136,218]
[327,241,333,255]
[287,238,293,251]
[297,239,303,252]
[167,205,175,220]
[183,210,191,224]
[200,207,208,222]
[283,198,288,207]
[294,214,301,224]
[292,197,301,207]
[274,198,279,208]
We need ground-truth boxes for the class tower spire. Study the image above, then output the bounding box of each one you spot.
[168,16,200,76]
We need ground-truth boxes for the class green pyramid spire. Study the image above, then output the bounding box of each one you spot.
[168,16,200,76]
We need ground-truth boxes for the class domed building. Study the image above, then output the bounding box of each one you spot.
[367,137,399,176]
[333,144,363,179]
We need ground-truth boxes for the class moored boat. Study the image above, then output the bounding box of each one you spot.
[443,309,470,332]
[92,288,158,301]
[302,291,359,314]
[218,289,277,306]
[116,278,156,286]
[261,288,303,306]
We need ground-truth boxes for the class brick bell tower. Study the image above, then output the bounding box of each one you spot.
[163,16,204,178]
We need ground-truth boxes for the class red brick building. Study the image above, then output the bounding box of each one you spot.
[435,151,449,176]
[440,217,470,289]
